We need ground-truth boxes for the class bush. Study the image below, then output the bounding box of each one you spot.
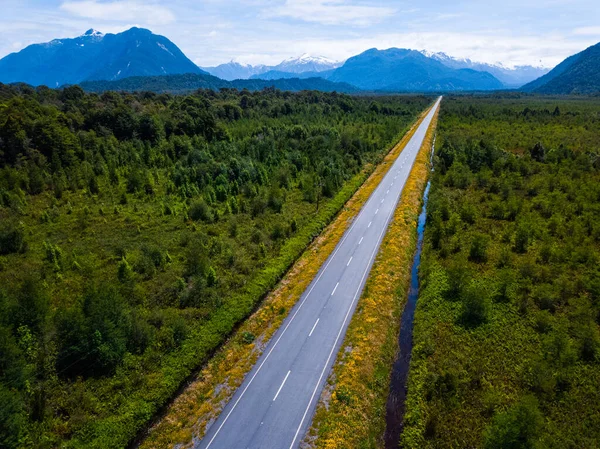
[0,223,26,255]
[12,277,49,333]
[0,384,25,449]
[469,233,489,263]
[189,199,213,222]
[117,258,134,283]
[514,224,530,253]
[460,279,492,327]
[56,284,130,377]
[483,396,543,449]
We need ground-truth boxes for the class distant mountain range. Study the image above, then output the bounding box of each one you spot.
[326,48,504,91]
[0,28,205,87]
[202,54,341,81]
[206,51,545,88]
[1,27,598,95]
[419,51,549,88]
[79,73,359,94]
[521,42,600,94]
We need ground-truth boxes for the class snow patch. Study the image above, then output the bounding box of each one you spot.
[157,42,174,57]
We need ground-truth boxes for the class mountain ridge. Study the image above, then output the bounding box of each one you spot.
[521,42,600,94]
[419,50,549,87]
[327,48,504,92]
[0,27,205,87]
[202,54,341,81]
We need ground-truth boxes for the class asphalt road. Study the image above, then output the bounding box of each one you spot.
[197,97,442,449]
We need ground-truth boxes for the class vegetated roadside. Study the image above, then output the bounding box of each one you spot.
[137,99,438,449]
[402,95,600,448]
[302,102,440,448]
[0,84,431,449]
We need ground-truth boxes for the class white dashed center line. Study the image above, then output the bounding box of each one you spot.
[359,237,364,245]
[368,221,372,228]
[309,318,319,337]
[331,282,339,296]
[273,371,291,401]
[347,256,353,266]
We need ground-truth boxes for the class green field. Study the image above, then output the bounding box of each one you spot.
[403,95,600,448]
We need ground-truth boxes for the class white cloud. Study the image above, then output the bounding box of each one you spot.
[263,0,395,26]
[60,0,175,25]
[572,26,600,36]
[219,30,592,68]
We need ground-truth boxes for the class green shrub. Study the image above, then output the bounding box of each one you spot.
[0,223,26,255]
[469,233,489,263]
[189,199,213,222]
[117,258,134,283]
[483,396,543,449]
[460,279,492,327]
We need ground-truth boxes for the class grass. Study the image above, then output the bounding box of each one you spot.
[136,101,438,449]
[302,103,440,448]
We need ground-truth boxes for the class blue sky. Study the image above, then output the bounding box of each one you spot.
[1,0,600,68]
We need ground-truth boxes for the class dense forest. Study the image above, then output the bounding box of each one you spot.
[403,95,600,448]
[0,83,429,448]
[78,73,359,94]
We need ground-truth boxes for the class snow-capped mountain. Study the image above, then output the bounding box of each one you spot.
[272,54,342,74]
[419,50,550,88]
[328,48,503,92]
[203,54,342,80]
[200,61,269,81]
[0,27,205,87]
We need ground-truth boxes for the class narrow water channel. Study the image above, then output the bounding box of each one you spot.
[383,179,431,449]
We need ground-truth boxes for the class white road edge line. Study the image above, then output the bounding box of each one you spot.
[331,282,339,296]
[309,318,319,337]
[347,256,353,267]
[288,98,440,449]
[273,371,291,401]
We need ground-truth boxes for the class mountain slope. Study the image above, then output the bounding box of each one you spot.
[521,42,600,94]
[79,73,359,93]
[421,51,549,87]
[328,48,503,92]
[0,28,205,87]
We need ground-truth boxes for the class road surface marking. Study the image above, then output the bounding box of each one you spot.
[386,190,389,194]
[273,371,291,401]
[368,221,372,228]
[309,318,319,337]
[359,237,364,245]
[381,199,384,204]
[331,282,339,296]
[347,256,353,266]
[375,209,379,214]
